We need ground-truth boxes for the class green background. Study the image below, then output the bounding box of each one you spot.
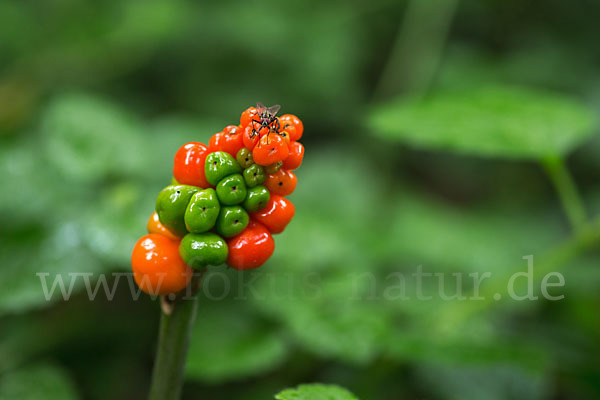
[1,0,600,399]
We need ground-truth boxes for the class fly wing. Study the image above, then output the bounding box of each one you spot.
[256,102,266,115]
[267,104,281,116]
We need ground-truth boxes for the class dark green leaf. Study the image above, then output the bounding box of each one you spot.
[369,85,595,159]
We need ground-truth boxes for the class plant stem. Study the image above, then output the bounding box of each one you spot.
[542,156,587,231]
[373,0,459,100]
[148,275,202,400]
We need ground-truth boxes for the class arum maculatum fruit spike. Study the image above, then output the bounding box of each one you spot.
[131,104,304,295]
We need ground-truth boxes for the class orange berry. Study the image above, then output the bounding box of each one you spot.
[252,134,289,166]
[220,125,244,156]
[282,141,304,170]
[147,212,179,240]
[131,234,192,296]
[279,114,303,141]
[250,194,295,234]
[240,106,259,128]
[264,168,297,196]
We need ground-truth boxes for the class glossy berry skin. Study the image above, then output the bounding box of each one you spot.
[179,232,228,269]
[173,142,211,188]
[251,194,295,234]
[243,164,266,187]
[242,125,260,150]
[227,220,275,270]
[156,185,199,237]
[184,189,220,233]
[220,125,244,156]
[147,212,179,240]
[242,185,270,213]
[236,148,254,168]
[264,168,297,196]
[279,114,303,141]
[205,151,242,186]
[282,141,304,170]
[208,132,224,152]
[216,174,247,205]
[132,234,192,295]
[215,206,249,237]
[252,134,289,166]
[240,106,259,128]
[278,130,291,144]
[279,122,296,141]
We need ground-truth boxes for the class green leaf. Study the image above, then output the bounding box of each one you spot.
[275,383,358,400]
[0,222,104,316]
[186,294,289,383]
[0,363,78,400]
[369,85,596,159]
[42,93,145,181]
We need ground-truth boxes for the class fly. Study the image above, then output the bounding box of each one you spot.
[251,102,281,139]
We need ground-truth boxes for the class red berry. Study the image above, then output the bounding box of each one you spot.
[278,129,291,144]
[227,220,275,270]
[279,114,303,141]
[208,132,224,152]
[282,141,304,170]
[251,194,295,234]
[173,142,211,188]
[264,168,297,196]
[243,125,260,150]
[240,106,259,128]
[252,134,289,166]
[220,125,244,156]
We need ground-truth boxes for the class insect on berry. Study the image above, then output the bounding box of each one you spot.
[251,102,281,138]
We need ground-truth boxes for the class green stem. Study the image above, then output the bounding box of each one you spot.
[373,0,459,100]
[542,156,587,231]
[148,280,201,400]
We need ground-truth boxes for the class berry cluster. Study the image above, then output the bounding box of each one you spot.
[131,106,304,296]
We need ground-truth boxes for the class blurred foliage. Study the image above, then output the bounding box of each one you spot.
[1,0,600,399]
[275,383,358,400]
[0,363,78,400]
[369,85,595,159]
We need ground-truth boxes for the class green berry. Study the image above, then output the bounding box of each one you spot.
[215,206,249,238]
[155,185,199,236]
[184,188,220,233]
[243,164,266,187]
[179,232,228,269]
[216,174,247,205]
[236,148,254,168]
[265,161,283,174]
[242,185,270,213]
[205,151,242,186]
